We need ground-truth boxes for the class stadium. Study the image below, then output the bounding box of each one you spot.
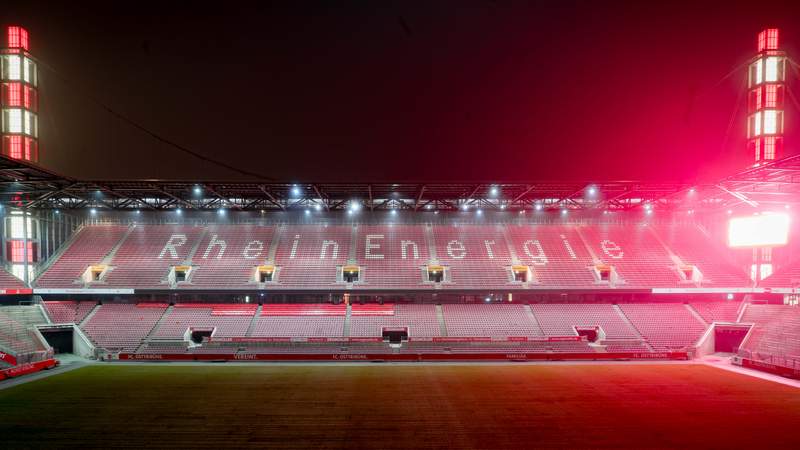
[2,7,800,449]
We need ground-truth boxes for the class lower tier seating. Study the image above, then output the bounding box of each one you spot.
[618,303,707,351]
[41,301,795,361]
[738,304,800,368]
[0,311,45,355]
[155,304,256,339]
[44,301,96,324]
[349,304,441,338]
[80,303,166,352]
[442,304,543,338]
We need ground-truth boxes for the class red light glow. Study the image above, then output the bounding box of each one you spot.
[2,82,22,106]
[6,26,29,51]
[757,28,779,52]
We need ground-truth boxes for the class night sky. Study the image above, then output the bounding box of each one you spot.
[2,1,800,182]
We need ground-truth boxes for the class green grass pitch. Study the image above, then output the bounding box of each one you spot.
[2,363,799,449]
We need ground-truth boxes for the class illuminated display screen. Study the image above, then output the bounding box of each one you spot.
[728,213,790,248]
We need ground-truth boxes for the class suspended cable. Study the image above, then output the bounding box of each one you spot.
[36,60,274,181]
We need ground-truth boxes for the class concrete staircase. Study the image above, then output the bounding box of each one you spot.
[246,304,263,337]
[435,304,447,337]
[612,304,654,352]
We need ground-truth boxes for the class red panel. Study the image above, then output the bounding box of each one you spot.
[0,359,58,380]
[0,351,17,366]
[758,29,779,52]
[7,240,35,263]
[3,135,23,159]
[755,86,762,111]
[766,85,783,109]
[2,83,23,107]
[23,86,37,111]
[118,352,688,362]
[350,304,395,316]
[23,137,36,162]
[7,26,21,49]
[6,26,29,50]
[766,28,779,50]
[261,304,347,316]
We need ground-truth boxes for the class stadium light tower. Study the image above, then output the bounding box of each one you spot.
[0,26,39,162]
[747,28,785,164]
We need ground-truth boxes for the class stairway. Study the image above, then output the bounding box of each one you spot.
[101,224,136,264]
[435,304,447,336]
[343,304,352,337]
[79,303,101,327]
[246,304,263,337]
[612,304,654,352]
[524,304,545,336]
[685,303,709,326]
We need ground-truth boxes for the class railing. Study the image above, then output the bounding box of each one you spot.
[738,348,800,371]
[13,349,53,365]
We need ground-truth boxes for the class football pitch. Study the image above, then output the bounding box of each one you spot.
[1,363,799,449]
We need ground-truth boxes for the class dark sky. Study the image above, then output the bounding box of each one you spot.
[3,1,800,182]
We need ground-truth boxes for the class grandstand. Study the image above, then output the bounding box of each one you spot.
[0,24,796,387]
[0,179,796,374]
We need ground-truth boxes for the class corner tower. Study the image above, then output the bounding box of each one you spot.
[747,28,785,164]
[1,26,39,162]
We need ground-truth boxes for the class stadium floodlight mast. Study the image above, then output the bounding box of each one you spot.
[0,26,39,162]
[737,28,788,283]
[747,28,785,165]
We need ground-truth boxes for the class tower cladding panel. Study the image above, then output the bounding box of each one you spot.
[746,29,785,164]
[0,26,39,162]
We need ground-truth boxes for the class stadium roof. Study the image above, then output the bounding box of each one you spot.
[1,154,799,214]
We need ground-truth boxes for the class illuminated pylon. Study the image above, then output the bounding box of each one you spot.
[747,29,785,164]
[0,26,39,162]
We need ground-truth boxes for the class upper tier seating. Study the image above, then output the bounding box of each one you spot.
[531,303,639,339]
[349,304,441,337]
[354,225,428,289]
[37,222,752,290]
[619,303,706,351]
[442,304,543,338]
[185,225,275,288]
[35,225,129,287]
[273,225,352,288]
[44,301,95,324]
[506,224,596,287]
[154,304,257,339]
[80,303,166,351]
[432,225,513,288]
[651,224,752,286]
[103,225,205,288]
[579,224,678,287]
